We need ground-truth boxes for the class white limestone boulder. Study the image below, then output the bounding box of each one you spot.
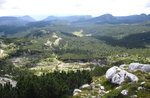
[80,84,91,89]
[137,87,143,90]
[115,86,122,90]
[73,89,82,96]
[0,77,17,87]
[140,81,145,85]
[121,90,128,96]
[129,63,150,72]
[106,66,138,84]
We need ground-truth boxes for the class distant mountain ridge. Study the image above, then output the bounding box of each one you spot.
[18,15,35,22]
[82,14,117,24]
[43,14,150,24]
[0,14,150,25]
[81,14,150,24]
[0,16,35,25]
[116,14,150,24]
[43,15,92,22]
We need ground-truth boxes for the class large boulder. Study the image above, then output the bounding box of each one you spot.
[129,63,150,72]
[106,66,138,84]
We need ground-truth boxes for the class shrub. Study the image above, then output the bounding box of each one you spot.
[91,66,111,76]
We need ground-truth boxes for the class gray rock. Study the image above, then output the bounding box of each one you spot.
[0,77,17,87]
[73,89,82,96]
[100,86,104,90]
[115,86,122,90]
[131,95,137,98]
[80,84,91,89]
[0,49,4,54]
[140,81,145,85]
[129,63,150,72]
[73,89,82,92]
[0,49,4,57]
[137,87,143,90]
[106,66,138,84]
[98,89,106,94]
[94,84,101,88]
[127,73,139,82]
[121,90,128,95]
[106,66,119,81]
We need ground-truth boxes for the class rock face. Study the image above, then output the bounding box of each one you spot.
[44,40,52,47]
[129,63,150,72]
[0,77,17,87]
[53,37,62,46]
[121,90,128,95]
[106,66,138,84]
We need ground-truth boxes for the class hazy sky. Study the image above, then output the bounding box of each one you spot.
[0,0,150,19]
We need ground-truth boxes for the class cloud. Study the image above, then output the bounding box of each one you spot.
[146,1,150,7]
[0,0,5,3]
[0,0,150,17]
[0,0,6,8]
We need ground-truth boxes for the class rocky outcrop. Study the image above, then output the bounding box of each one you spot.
[121,90,128,96]
[80,84,91,90]
[115,86,122,90]
[106,66,138,84]
[43,40,55,50]
[140,81,145,85]
[0,77,17,87]
[0,49,7,58]
[73,89,82,96]
[52,33,58,38]
[73,63,149,97]
[137,87,144,90]
[44,40,52,47]
[53,37,62,46]
[128,63,150,72]
[0,49,4,54]
[0,49,4,57]
[73,83,109,97]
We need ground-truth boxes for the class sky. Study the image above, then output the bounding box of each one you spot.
[0,0,150,20]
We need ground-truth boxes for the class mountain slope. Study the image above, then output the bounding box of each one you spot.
[0,16,35,25]
[18,15,35,22]
[43,15,92,23]
[79,14,150,24]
